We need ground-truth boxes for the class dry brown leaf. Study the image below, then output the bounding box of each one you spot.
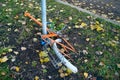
[60,73,65,78]
[99,62,104,66]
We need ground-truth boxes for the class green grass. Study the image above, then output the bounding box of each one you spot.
[46,0,120,79]
[0,47,13,80]
[0,0,120,79]
[0,63,13,80]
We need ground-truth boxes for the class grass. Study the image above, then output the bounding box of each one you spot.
[0,0,120,79]
[0,63,13,80]
[0,47,13,80]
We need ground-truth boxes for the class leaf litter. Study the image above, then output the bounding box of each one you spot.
[0,0,120,80]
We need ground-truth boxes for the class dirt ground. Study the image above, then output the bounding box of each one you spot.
[0,0,120,80]
[61,0,120,22]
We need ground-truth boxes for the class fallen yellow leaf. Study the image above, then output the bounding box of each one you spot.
[108,41,117,47]
[39,51,48,57]
[80,22,87,28]
[115,36,119,41]
[66,68,72,75]
[0,56,8,63]
[43,57,50,63]
[96,25,104,31]
[92,10,96,13]
[96,21,100,24]
[1,72,6,76]
[21,47,27,51]
[117,64,120,68]
[34,76,39,80]
[84,72,88,78]
[40,59,44,64]
[58,67,72,77]
[90,23,104,32]
[58,69,63,73]
[25,61,29,64]
[39,51,50,64]
[57,62,62,67]
[60,73,65,78]
[8,48,13,52]
[68,16,72,20]
[64,73,69,76]
[90,25,96,30]
[14,15,19,19]
[99,62,104,66]
[15,66,20,72]
[86,38,90,42]
[75,25,79,28]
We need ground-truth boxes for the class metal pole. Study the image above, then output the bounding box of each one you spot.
[41,0,47,34]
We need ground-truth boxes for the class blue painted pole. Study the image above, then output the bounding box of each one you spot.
[41,0,47,34]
